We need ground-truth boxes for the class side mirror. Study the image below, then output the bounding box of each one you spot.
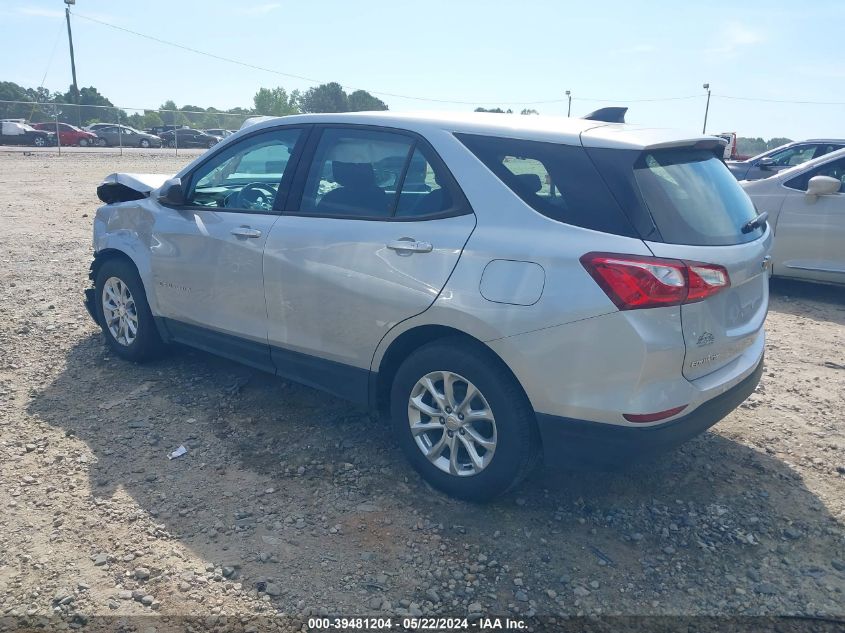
[757,157,776,169]
[806,175,841,198]
[158,177,185,206]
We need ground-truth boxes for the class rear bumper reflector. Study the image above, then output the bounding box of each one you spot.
[623,405,688,423]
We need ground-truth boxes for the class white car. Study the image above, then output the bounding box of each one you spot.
[741,148,845,285]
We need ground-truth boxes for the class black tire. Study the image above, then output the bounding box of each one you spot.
[94,258,165,362]
[98,138,108,147]
[207,140,216,148]
[139,138,150,148]
[167,140,176,149]
[390,338,540,502]
[79,138,89,147]
[33,136,46,147]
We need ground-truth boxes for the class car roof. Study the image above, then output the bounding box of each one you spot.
[239,111,721,150]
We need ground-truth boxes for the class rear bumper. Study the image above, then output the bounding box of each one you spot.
[535,353,764,469]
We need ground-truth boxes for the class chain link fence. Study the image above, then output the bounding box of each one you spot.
[0,99,261,155]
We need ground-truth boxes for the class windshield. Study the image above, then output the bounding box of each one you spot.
[633,149,763,246]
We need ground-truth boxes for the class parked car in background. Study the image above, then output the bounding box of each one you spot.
[727,139,845,181]
[741,148,845,285]
[203,128,233,138]
[147,125,186,137]
[31,122,98,147]
[158,128,220,148]
[85,123,115,133]
[94,125,163,148]
[0,120,55,146]
[86,112,769,500]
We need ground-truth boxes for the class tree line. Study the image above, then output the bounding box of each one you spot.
[1,80,794,154]
[0,80,387,130]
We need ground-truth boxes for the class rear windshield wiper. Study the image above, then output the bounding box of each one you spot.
[741,211,768,234]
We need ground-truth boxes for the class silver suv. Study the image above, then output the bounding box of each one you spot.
[84,112,771,500]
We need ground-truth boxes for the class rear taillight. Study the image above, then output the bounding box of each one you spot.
[580,252,730,310]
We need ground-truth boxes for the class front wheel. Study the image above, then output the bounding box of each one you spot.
[33,136,46,147]
[78,138,89,147]
[207,140,216,148]
[167,140,176,148]
[390,339,540,501]
[139,138,150,148]
[95,258,165,362]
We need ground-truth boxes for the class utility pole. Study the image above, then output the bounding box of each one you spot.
[64,0,79,124]
[702,83,711,134]
[566,90,572,117]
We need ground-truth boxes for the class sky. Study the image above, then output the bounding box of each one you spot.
[1,0,842,139]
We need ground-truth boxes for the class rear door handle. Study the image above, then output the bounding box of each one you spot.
[386,239,433,254]
[231,226,262,239]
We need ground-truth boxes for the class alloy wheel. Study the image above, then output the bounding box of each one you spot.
[101,276,139,346]
[408,371,497,476]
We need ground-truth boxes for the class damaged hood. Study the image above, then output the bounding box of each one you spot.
[97,172,172,204]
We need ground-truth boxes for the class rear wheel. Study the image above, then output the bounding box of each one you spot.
[95,258,165,362]
[390,339,539,501]
[97,138,108,147]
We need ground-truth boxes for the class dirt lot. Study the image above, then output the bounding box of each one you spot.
[1,152,844,630]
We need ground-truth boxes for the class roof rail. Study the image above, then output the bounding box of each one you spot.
[582,107,627,123]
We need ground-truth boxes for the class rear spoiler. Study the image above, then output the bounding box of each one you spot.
[643,138,728,157]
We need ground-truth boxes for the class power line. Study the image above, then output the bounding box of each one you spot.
[42,12,845,110]
[68,11,707,107]
[715,94,845,106]
[574,95,702,103]
[38,18,66,89]
[28,17,67,123]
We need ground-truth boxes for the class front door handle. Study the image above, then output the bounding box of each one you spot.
[231,226,262,239]
[386,239,433,254]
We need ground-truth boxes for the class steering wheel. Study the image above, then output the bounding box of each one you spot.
[234,182,276,210]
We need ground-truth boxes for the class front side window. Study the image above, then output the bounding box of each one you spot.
[767,145,816,167]
[185,128,302,211]
[785,157,845,193]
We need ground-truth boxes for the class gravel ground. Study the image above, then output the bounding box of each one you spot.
[1,152,844,630]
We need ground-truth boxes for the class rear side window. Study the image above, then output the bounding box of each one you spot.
[784,156,845,192]
[395,148,453,217]
[633,149,762,245]
[455,134,637,237]
[301,128,415,218]
[297,127,466,219]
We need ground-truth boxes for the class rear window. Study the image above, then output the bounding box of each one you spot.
[633,149,763,246]
[455,134,637,237]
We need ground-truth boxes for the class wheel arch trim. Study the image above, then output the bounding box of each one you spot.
[369,320,529,423]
